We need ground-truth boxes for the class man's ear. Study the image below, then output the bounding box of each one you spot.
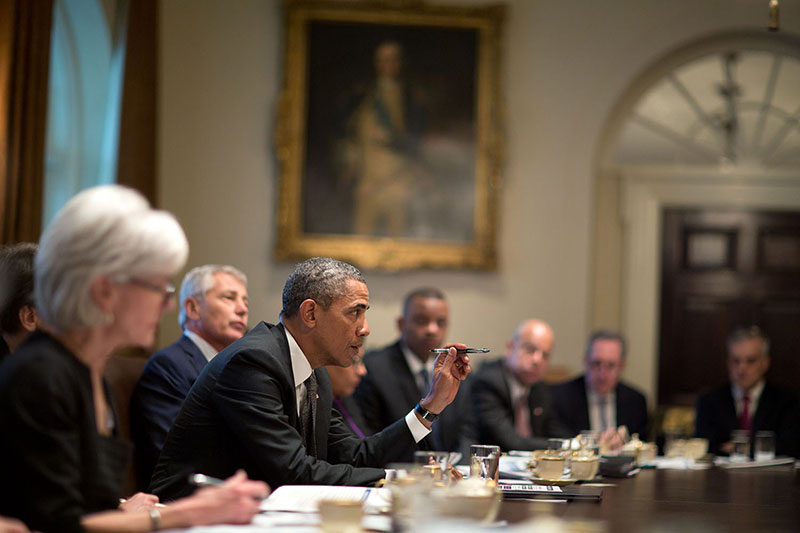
[18,305,38,332]
[184,297,202,321]
[299,299,317,328]
[396,316,404,334]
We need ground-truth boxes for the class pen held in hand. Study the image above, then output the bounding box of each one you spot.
[190,473,226,488]
[430,348,490,354]
[190,473,268,501]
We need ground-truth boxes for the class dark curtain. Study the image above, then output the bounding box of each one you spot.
[116,0,157,205]
[0,0,53,245]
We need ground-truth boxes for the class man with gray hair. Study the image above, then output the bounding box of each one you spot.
[551,330,648,447]
[150,257,470,499]
[131,264,248,487]
[695,326,799,457]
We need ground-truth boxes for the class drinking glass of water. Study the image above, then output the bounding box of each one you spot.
[754,431,776,462]
[470,444,500,484]
[730,430,751,462]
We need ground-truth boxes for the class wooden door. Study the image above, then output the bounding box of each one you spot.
[658,209,800,406]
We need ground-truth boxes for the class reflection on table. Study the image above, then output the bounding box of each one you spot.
[171,461,800,532]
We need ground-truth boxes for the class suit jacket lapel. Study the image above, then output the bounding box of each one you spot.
[752,383,773,430]
[390,344,424,405]
[178,334,211,375]
[722,386,739,430]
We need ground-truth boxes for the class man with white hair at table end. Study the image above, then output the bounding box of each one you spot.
[131,263,249,487]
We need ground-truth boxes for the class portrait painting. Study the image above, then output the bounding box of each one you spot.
[275,0,505,270]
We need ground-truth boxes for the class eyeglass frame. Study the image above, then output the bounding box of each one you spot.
[129,278,176,306]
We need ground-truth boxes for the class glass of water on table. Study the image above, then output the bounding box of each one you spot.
[470,444,500,484]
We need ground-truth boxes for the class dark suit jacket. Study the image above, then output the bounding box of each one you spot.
[131,334,208,488]
[150,322,418,500]
[332,395,371,438]
[551,375,649,439]
[354,340,472,456]
[0,331,131,533]
[695,382,800,457]
[471,359,571,452]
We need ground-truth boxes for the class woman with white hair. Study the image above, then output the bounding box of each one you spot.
[0,185,267,532]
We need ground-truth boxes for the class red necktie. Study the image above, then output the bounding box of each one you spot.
[515,393,532,438]
[739,393,752,431]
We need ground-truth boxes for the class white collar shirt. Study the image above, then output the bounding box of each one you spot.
[586,383,617,433]
[283,325,313,417]
[401,341,435,394]
[183,329,218,363]
[732,379,765,419]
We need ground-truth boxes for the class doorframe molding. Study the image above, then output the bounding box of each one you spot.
[617,166,800,406]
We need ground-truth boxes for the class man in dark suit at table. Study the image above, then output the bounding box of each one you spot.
[695,325,799,457]
[150,257,470,499]
[354,288,471,455]
[472,318,570,451]
[551,330,648,446]
[131,264,249,487]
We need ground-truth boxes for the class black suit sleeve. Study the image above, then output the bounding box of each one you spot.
[213,352,407,487]
[132,354,192,458]
[694,391,730,455]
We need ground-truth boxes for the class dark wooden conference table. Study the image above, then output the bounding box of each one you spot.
[498,463,800,532]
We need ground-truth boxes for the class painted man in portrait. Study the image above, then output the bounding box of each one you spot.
[338,40,429,237]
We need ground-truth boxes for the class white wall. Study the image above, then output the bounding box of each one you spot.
[157,0,800,406]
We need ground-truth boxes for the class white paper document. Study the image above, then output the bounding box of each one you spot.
[259,485,391,514]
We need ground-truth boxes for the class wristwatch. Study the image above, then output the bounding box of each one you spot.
[415,403,439,422]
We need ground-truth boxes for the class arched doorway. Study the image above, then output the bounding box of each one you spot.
[592,30,800,417]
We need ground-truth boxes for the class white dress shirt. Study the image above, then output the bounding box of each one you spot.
[401,342,436,394]
[587,384,617,433]
[183,329,218,362]
[732,379,765,420]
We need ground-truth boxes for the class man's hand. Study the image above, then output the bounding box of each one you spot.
[419,343,471,419]
[599,428,625,451]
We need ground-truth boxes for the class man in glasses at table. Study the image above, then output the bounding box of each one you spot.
[150,257,470,499]
[551,330,648,445]
[131,264,249,488]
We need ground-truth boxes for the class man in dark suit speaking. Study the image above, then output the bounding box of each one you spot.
[131,264,249,487]
[551,330,648,447]
[150,257,470,499]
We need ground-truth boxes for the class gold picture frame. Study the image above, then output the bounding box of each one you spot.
[275,0,505,270]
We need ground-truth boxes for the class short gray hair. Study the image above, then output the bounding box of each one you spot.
[585,329,627,359]
[281,257,364,318]
[727,325,770,357]
[178,264,248,327]
[35,185,189,332]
